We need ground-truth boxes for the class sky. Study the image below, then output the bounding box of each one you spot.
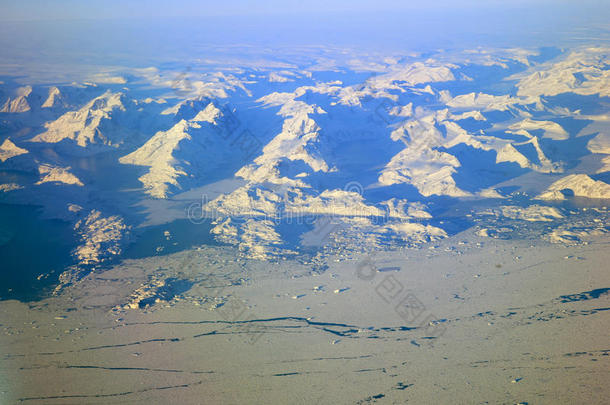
[0,0,608,84]
[1,0,608,21]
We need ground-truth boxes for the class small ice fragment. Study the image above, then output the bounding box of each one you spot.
[477,228,489,237]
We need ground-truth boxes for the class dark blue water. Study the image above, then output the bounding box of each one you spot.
[0,203,77,301]
[123,219,220,260]
[0,205,221,300]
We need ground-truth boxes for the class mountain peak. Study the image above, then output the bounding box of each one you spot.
[41,86,67,109]
[0,86,33,113]
[192,102,222,124]
[0,138,28,162]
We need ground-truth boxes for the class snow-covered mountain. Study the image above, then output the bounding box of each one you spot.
[0,86,33,113]
[41,86,68,109]
[30,91,132,150]
[0,84,82,115]
[0,138,28,162]
[536,174,610,200]
[1,46,609,262]
[119,101,260,198]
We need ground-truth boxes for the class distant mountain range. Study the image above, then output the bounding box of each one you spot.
[1,46,609,264]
